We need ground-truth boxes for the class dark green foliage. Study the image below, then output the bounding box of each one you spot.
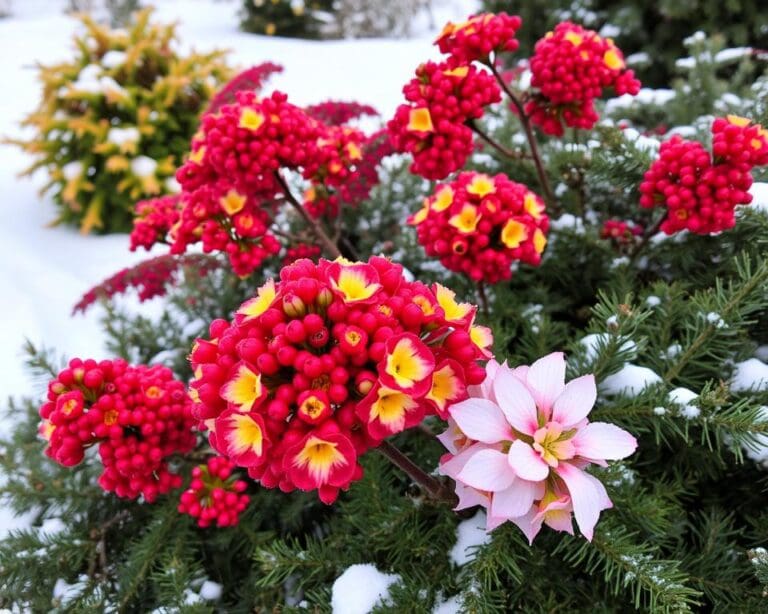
[240,0,336,38]
[483,0,768,87]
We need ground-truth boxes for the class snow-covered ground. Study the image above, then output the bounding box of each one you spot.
[0,0,476,536]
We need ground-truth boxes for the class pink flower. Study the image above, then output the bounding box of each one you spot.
[438,353,637,542]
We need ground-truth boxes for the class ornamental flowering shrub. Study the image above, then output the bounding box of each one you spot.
[388,59,501,180]
[639,115,768,234]
[409,172,549,283]
[8,9,231,234]
[188,256,493,504]
[525,22,641,136]
[178,456,250,528]
[39,358,196,502]
[438,353,637,542]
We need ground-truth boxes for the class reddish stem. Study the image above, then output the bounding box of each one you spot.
[378,440,458,507]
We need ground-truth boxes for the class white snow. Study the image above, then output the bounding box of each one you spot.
[39,517,67,536]
[601,364,662,397]
[450,511,490,566]
[606,315,619,327]
[731,358,768,392]
[653,407,667,416]
[101,49,127,69]
[666,344,682,359]
[645,295,661,308]
[744,406,768,466]
[705,312,726,328]
[549,213,585,233]
[331,564,400,614]
[606,88,675,112]
[107,126,140,146]
[669,387,700,419]
[131,155,158,177]
[756,346,768,362]
[53,575,88,605]
[748,182,768,214]
[715,47,752,63]
[579,333,637,363]
[433,594,462,613]
[199,580,223,600]
[61,160,84,180]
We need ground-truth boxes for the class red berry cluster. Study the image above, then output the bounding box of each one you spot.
[133,90,392,275]
[129,194,182,252]
[435,12,522,63]
[189,257,492,504]
[388,59,501,180]
[282,243,322,266]
[409,172,549,283]
[39,358,196,502]
[178,456,250,528]
[525,22,640,136]
[303,125,368,218]
[600,219,642,246]
[73,254,221,315]
[639,116,768,234]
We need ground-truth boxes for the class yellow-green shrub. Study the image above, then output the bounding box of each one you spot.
[10,8,231,233]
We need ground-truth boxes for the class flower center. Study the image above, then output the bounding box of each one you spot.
[532,422,576,468]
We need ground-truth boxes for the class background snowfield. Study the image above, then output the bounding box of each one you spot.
[0,0,477,535]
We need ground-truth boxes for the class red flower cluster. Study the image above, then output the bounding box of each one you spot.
[129,194,182,252]
[178,456,250,528]
[73,254,220,314]
[39,358,196,501]
[435,12,522,63]
[388,60,501,180]
[189,257,492,503]
[134,90,391,275]
[305,100,378,126]
[600,219,642,246]
[526,22,640,136]
[409,172,549,283]
[639,116,768,234]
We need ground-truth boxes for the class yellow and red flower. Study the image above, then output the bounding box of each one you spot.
[328,261,382,304]
[214,409,269,467]
[285,431,357,497]
[379,333,436,396]
[220,363,267,412]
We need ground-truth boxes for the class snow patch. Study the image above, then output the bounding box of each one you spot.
[601,364,662,397]
[579,333,637,363]
[331,564,400,614]
[645,295,661,307]
[101,50,127,69]
[653,407,667,416]
[450,511,490,566]
[200,580,223,600]
[748,182,768,213]
[131,155,157,177]
[669,387,700,419]
[549,213,585,234]
[731,358,768,392]
[433,594,462,614]
[107,126,140,146]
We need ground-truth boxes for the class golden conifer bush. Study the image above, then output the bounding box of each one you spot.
[9,8,231,233]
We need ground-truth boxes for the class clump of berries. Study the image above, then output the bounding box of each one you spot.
[133,89,391,276]
[39,358,196,502]
[435,12,522,63]
[388,59,501,180]
[600,219,642,247]
[178,456,250,528]
[525,21,640,136]
[409,172,549,283]
[639,116,768,234]
[189,256,492,504]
